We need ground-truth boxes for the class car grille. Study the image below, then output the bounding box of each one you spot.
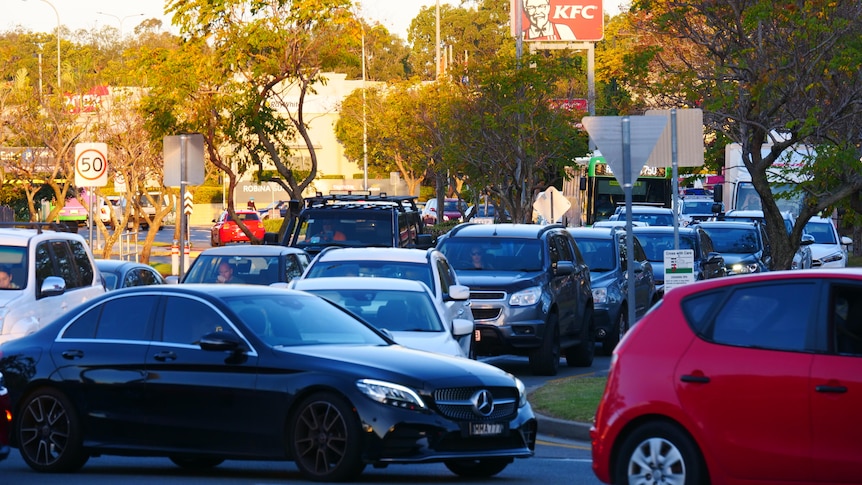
[472,308,501,321]
[470,291,506,300]
[433,386,519,421]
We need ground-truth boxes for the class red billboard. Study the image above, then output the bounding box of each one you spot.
[511,0,604,42]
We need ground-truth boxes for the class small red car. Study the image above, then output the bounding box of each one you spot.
[591,268,862,485]
[210,210,265,247]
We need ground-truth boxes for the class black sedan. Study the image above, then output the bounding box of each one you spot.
[95,259,166,290]
[0,285,536,481]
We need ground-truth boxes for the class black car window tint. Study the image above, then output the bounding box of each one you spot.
[51,240,80,289]
[711,283,815,351]
[680,290,727,335]
[62,304,101,339]
[69,240,95,286]
[833,285,862,355]
[162,297,235,345]
[95,295,155,341]
[34,241,55,289]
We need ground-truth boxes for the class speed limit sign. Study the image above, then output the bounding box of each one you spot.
[74,142,109,187]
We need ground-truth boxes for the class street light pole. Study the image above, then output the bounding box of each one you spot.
[96,11,145,38]
[361,26,368,191]
[25,0,60,89]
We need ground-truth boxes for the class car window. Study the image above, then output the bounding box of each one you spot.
[306,260,434,290]
[161,296,236,345]
[805,221,837,244]
[832,285,862,356]
[572,238,616,272]
[706,283,816,352]
[302,289,444,332]
[125,268,162,287]
[701,227,760,253]
[438,238,543,272]
[62,295,155,341]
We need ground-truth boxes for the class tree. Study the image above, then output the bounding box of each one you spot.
[160,0,355,241]
[626,0,862,269]
[444,54,588,223]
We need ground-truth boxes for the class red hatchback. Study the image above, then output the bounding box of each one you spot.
[591,268,862,485]
[211,210,265,246]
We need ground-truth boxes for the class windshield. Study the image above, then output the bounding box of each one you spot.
[297,289,444,333]
[304,261,433,290]
[804,221,837,244]
[681,200,715,214]
[294,213,393,247]
[438,238,543,271]
[226,293,388,347]
[700,227,760,253]
[0,247,26,290]
[570,238,616,272]
[184,255,304,284]
[636,234,696,262]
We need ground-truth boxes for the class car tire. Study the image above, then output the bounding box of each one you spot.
[599,306,627,356]
[17,387,89,473]
[529,313,560,376]
[614,421,706,485]
[445,458,511,477]
[290,392,366,482]
[169,456,225,469]
[565,306,595,367]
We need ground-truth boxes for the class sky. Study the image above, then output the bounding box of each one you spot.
[5,1,623,41]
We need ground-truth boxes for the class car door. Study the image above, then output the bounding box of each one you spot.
[675,281,817,481]
[548,234,579,334]
[808,282,862,482]
[52,294,155,447]
[619,235,654,316]
[145,295,263,454]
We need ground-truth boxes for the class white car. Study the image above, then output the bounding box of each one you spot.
[0,222,106,344]
[805,215,852,268]
[291,277,472,358]
[298,247,475,357]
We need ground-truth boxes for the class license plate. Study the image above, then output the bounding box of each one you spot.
[468,422,505,436]
[474,329,481,342]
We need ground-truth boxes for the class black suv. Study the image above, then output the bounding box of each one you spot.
[567,227,657,355]
[266,192,435,256]
[436,223,595,376]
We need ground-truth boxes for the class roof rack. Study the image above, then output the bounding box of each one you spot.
[0,221,71,233]
[305,192,421,213]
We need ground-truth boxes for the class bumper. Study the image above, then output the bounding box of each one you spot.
[355,398,537,464]
[470,304,548,356]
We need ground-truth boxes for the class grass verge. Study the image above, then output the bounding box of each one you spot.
[528,376,607,423]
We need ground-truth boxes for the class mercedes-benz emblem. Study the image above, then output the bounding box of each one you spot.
[470,389,495,417]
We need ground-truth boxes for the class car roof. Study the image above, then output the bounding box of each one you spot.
[292,276,430,293]
[632,226,697,235]
[94,259,153,271]
[667,268,862,299]
[695,220,759,228]
[567,227,624,238]
[315,247,432,263]
[195,245,308,257]
[446,223,564,238]
[110,283,306,299]
[0,225,85,246]
[614,206,674,213]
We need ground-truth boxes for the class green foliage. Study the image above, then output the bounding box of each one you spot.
[192,186,224,204]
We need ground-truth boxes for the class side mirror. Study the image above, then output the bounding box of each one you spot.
[800,234,815,246]
[451,318,474,337]
[447,284,470,301]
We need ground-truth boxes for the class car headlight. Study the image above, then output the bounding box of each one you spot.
[356,379,426,411]
[592,287,607,305]
[509,286,541,306]
[730,262,759,274]
[514,376,527,407]
[822,251,844,263]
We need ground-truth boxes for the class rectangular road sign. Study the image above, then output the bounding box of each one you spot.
[663,249,695,293]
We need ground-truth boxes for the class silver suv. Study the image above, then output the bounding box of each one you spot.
[0,222,105,344]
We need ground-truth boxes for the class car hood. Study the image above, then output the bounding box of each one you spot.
[283,344,516,388]
[808,243,844,259]
[455,271,544,291]
[589,270,621,289]
[385,331,465,358]
[0,291,23,308]
[719,252,762,265]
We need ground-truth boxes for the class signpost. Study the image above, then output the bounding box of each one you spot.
[75,142,108,249]
[663,249,695,293]
[164,134,205,280]
[581,115,668,330]
[533,186,571,223]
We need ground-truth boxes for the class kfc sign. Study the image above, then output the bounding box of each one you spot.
[511,0,604,42]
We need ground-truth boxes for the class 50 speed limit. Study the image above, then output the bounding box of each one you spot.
[74,142,109,187]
